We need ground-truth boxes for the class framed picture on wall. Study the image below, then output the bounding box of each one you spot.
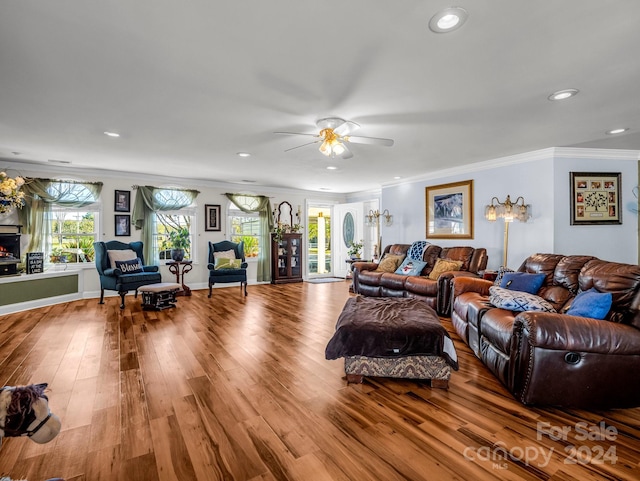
[204,204,221,231]
[114,190,130,212]
[425,180,474,239]
[570,172,622,225]
[115,215,131,236]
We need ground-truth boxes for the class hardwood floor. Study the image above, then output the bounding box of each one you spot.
[1,281,639,481]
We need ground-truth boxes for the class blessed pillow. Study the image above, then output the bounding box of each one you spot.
[428,258,463,280]
[489,286,556,313]
[500,272,546,294]
[394,257,427,276]
[214,258,242,269]
[107,249,137,269]
[565,288,613,320]
[115,257,144,274]
[214,249,236,260]
[375,254,405,273]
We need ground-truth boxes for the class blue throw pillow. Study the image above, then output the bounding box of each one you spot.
[566,288,613,320]
[115,257,144,274]
[394,257,427,276]
[500,272,546,294]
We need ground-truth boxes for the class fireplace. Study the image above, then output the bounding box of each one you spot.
[0,224,22,276]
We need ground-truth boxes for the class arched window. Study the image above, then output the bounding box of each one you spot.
[228,195,261,258]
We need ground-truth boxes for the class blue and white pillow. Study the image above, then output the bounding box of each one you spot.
[115,257,144,274]
[407,240,430,260]
[489,286,556,313]
[394,257,428,276]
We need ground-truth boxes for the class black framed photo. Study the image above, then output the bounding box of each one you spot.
[570,172,622,225]
[115,215,131,236]
[205,204,221,231]
[115,190,131,212]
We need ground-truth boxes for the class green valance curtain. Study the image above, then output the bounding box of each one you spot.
[18,178,103,255]
[132,186,200,264]
[225,193,273,282]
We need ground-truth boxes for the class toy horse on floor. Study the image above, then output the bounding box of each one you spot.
[0,383,61,447]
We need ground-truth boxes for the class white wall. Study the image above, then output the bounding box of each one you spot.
[381,148,638,270]
[553,151,638,263]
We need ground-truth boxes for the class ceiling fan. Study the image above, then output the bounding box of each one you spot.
[275,117,394,159]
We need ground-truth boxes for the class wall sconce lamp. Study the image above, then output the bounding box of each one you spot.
[364,209,393,258]
[485,195,532,267]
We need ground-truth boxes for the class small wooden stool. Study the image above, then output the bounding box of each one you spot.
[138,283,182,310]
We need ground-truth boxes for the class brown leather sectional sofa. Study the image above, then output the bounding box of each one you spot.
[352,243,488,315]
[451,253,640,409]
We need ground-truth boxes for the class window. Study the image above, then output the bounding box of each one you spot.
[47,183,100,264]
[228,197,261,258]
[151,189,197,262]
[49,207,99,263]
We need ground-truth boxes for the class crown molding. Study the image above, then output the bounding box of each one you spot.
[552,147,640,161]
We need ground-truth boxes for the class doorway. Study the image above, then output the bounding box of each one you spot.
[307,204,332,277]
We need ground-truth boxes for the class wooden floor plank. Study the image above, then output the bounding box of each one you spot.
[0,283,639,480]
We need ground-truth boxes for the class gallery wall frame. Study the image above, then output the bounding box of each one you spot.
[115,214,131,236]
[114,190,130,212]
[425,179,474,239]
[204,204,221,231]
[570,172,621,225]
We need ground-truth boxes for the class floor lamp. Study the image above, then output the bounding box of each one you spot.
[364,209,393,259]
[484,195,531,267]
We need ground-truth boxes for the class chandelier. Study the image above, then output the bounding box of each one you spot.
[318,128,346,157]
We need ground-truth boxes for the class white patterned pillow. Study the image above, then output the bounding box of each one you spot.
[493,266,515,286]
[489,286,556,313]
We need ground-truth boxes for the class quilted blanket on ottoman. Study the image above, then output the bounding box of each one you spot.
[325,296,458,370]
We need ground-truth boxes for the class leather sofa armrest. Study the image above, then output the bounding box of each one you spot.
[352,261,378,273]
[451,277,493,298]
[437,271,482,316]
[514,312,640,355]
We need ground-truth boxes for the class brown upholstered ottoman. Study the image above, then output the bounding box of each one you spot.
[325,297,458,388]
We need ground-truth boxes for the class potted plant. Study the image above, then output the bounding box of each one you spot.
[348,240,364,259]
[168,227,190,261]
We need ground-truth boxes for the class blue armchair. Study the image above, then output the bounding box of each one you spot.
[94,240,162,309]
[207,240,248,297]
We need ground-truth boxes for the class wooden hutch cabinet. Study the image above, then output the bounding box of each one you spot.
[271,232,303,284]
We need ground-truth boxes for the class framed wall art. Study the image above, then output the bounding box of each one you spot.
[115,215,131,236]
[205,204,221,231]
[426,180,474,239]
[570,172,621,225]
[114,190,131,212]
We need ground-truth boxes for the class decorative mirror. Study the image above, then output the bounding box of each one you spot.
[343,212,355,247]
[276,201,293,226]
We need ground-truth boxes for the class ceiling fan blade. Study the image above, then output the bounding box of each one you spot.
[284,140,320,152]
[340,144,354,159]
[274,131,319,138]
[333,121,360,137]
[344,135,394,147]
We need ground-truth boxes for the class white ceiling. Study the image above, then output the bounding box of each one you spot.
[1,1,639,194]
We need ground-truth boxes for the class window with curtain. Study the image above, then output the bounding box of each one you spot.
[151,190,197,262]
[50,205,100,263]
[229,202,260,258]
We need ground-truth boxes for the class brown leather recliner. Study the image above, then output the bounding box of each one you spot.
[353,243,488,315]
[451,253,640,409]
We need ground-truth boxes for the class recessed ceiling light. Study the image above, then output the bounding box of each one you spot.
[104,131,120,137]
[393,176,401,180]
[548,89,579,101]
[237,152,251,157]
[429,7,468,33]
[606,128,629,135]
[327,166,337,170]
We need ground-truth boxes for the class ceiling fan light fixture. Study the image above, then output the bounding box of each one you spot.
[332,142,346,156]
[319,140,332,156]
[429,7,468,33]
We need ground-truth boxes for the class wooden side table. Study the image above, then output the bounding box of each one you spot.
[167,260,193,296]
